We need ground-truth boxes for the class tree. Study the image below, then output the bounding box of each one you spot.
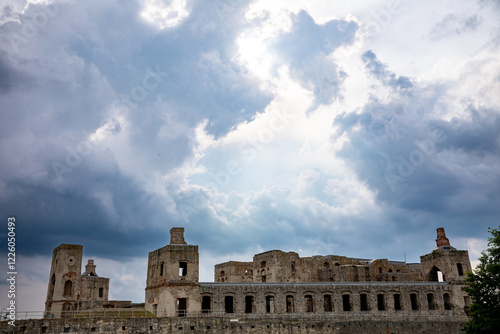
[462,226,500,333]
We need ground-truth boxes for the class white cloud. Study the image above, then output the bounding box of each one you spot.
[140,0,189,29]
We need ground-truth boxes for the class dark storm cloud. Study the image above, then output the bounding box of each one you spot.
[334,52,500,239]
[0,0,270,260]
[270,10,358,104]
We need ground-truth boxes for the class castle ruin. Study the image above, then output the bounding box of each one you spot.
[1,227,472,333]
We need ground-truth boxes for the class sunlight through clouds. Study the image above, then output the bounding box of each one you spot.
[140,0,189,29]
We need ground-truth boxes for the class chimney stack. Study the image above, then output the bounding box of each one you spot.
[435,227,450,247]
[170,227,187,245]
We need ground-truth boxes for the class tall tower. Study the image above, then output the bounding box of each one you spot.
[145,228,200,317]
[45,244,83,317]
[420,228,472,282]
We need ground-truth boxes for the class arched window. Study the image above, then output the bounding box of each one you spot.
[427,293,437,310]
[377,294,385,311]
[342,294,351,311]
[63,280,72,297]
[261,261,266,268]
[286,295,295,313]
[410,293,419,310]
[427,266,445,282]
[360,293,369,311]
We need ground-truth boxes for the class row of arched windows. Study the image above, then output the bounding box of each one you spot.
[199,291,453,315]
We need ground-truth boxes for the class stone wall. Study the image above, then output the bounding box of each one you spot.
[0,316,466,334]
[217,250,423,284]
[197,281,467,317]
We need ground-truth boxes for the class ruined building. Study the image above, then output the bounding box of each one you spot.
[144,227,471,318]
[29,227,471,333]
[44,244,133,317]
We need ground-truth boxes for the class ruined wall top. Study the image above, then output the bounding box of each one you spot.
[435,227,450,247]
[170,227,187,245]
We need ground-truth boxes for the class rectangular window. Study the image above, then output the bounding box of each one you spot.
[360,294,369,311]
[377,294,385,311]
[202,296,211,314]
[245,296,254,313]
[394,294,402,311]
[160,263,164,276]
[305,295,314,313]
[98,287,103,298]
[427,293,437,311]
[457,263,464,276]
[443,293,452,310]
[265,296,274,313]
[177,298,187,317]
[224,296,234,314]
[262,275,266,282]
[410,293,419,310]
[324,295,332,312]
[342,294,351,312]
[179,262,187,277]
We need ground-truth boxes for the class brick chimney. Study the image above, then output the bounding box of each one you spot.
[435,227,450,247]
[170,227,187,245]
[85,259,97,276]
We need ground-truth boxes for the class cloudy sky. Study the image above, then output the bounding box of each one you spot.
[1,0,499,311]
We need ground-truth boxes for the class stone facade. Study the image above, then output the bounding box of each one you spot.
[34,227,471,333]
[0,316,467,334]
[44,244,132,318]
[215,251,423,283]
[144,227,471,322]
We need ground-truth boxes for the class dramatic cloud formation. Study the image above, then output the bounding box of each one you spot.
[0,0,499,311]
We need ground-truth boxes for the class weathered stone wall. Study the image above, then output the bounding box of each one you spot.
[197,282,467,317]
[0,316,466,334]
[420,249,472,282]
[79,276,109,301]
[221,250,423,284]
[215,261,254,283]
[45,244,83,316]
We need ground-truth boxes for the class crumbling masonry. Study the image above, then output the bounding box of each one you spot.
[144,227,471,319]
[19,227,471,334]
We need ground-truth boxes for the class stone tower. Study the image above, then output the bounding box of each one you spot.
[420,227,472,282]
[145,227,200,317]
[45,244,83,317]
[45,244,111,318]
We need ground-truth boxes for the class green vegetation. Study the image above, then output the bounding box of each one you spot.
[462,227,500,334]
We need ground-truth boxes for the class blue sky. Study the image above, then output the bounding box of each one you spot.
[0,0,499,310]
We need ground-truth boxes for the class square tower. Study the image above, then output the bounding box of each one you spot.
[145,228,200,317]
[420,228,472,282]
[45,244,83,317]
